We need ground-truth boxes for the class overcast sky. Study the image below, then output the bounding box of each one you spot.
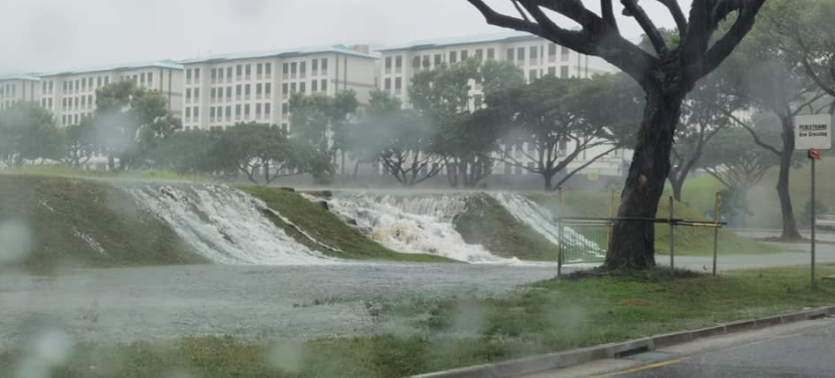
[0,0,692,75]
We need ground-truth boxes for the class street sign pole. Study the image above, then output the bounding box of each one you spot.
[811,154,817,288]
[795,114,830,288]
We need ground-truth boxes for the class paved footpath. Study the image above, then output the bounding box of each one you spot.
[658,230,835,272]
[518,317,835,378]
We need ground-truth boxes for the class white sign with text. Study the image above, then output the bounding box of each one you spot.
[795,114,832,151]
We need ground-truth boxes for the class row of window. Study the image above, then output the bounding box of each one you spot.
[61,95,95,112]
[281,58,329,78]
[119,72,155,87]
[40,80,55,94]
[401,44,572,71]
[61,75,112,94]
[0,84,16,98]
[207,63,272,84]
[40,98,54,109]
[61,112,92,126]
[184,103,275,123]
[281,79,328,97]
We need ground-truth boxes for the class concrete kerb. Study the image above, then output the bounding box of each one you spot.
[407,305,835,378]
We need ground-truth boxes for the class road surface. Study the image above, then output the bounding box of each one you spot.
[519,317,835,378]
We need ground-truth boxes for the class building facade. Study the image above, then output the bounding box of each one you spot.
[0,75,40,111]
[374,32,627,179]
[179,45,377,132]
[376,31,618,107]
[36,60,183,127]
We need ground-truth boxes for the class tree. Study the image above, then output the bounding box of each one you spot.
[777,0,835,98]
[490,74,638,191]
[152,128,237,177]
[0,103,64,166]
[219,123,307,185]
[409,59,524,187]
[289,90,358,180]
[668,73,739,201]
[700,125,781,227]
[464,0,767,269]
[354,91,444,187]
[92,80,181,170]
[62,119,96,167]
[717,1,830,240]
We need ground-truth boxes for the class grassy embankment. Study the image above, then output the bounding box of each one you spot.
[531,190,784,256]
[453,194,561,261]
[0,165,213,182]
[0,174,206,271]
[662,160,835,229]
[4,266,834,378]
[239,186,452,262]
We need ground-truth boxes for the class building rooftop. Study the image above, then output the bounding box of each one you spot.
[180,44,378,64]
[0,74,40,82]
[378,31,539,52]
[38,59,184,77]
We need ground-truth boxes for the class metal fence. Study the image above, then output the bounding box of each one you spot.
[556,196,727,276]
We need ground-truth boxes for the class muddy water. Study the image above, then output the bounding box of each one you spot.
[0,263,556,347]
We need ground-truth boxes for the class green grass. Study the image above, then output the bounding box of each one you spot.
[0,175,206,272]
[454,194,560,261]
[530,190,784,256]
[0,166,213,183]
[6,266,834,378]
[239,186,452,262]
[660,161,835,229]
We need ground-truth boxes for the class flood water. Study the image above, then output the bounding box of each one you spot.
[0,263,557,348]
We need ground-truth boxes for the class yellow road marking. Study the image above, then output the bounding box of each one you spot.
[585,359,684,378]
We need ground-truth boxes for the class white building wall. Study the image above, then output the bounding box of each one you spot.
[183,50,377,134]
[39,64,183,127]
[0,78,39,110]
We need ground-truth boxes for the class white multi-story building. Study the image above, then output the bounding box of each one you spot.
[376,31,618,107]
[375,32,628,180]
[36,60,183,127]
[0,75,40,111]
[179,45,377,132]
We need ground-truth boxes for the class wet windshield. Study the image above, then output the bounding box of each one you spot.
[2,1,835,377]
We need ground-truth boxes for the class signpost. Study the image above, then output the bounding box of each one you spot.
[795,114,832,288]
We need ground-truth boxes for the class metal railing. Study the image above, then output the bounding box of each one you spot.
[556,195,726,276]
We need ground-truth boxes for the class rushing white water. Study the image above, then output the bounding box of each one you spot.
[124,184,333,265]
[327,193,517,264]
[492,193,605,259]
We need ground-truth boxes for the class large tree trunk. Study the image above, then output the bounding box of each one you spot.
[777,116,802,240]
[606,88,685,270]
[543,170,555,192]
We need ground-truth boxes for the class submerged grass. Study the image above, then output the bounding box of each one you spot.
[530,191,784,256]
[0,175,206,272]
[239,185,452,262]
[4,266,834,378]
[454,194,559,261]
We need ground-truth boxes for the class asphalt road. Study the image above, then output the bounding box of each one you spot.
[521,318,835,378]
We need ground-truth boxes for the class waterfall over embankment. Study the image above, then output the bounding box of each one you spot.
[326,193,517,264]
[124,184,333,265]
[491,193,605,260]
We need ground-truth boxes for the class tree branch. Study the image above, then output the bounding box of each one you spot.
[552,145,621,190]
[466,0,543,36]
[655,0,686,41]
[699,0,767,80]
[511,0,531,22]
[601,0,618,29]
[724,111,783,157]
[621,0,667,55]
